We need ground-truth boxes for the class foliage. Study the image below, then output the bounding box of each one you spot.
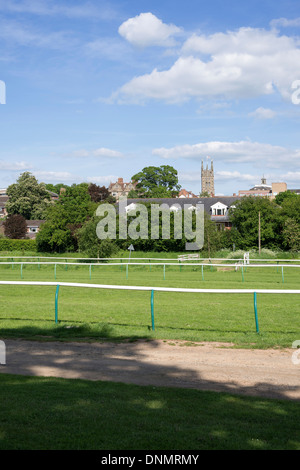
[132,165,181,198]
[88,183,110,203]
[36,183,97,252]
[77,215,118,258]
[229,196,283,249]
[45,183,69,195]
[0,238,36,251]
[280,195,300,224]
[6,172,51,220]
[274,190,298,206]
[283,218,300,251]
[3,214,27,239]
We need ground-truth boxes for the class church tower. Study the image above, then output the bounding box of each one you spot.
[201,160,215,196]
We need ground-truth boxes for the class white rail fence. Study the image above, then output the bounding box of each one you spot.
[1,280,300,333]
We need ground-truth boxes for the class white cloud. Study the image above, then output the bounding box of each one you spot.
[113,26,300,103]
[280,171,300,183]
[270,17,300,28]
[63,148,123,159]
[0,161,31,171]
[0,0,116,20]
[249,107,277,119]
[33,170,78,182]
[0,18,78,49]
[118,12,182,48]
[152,140,300,167]
[93,148,123,158]
[215,171,258,182]
[86,175,119,185]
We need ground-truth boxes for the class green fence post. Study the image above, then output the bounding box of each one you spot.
[54,264,57,280]
[151,290,155,331]
[253,292,259,333]
[282,266,284,283]
[201,264,204,281]
[89,264,92,280]
[55,285,60,324]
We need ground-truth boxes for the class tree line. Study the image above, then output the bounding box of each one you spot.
[1,170,300,255]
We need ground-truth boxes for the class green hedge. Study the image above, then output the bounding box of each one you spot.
[0,238,37,252]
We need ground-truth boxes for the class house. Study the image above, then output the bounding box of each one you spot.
[0,196,8,218]
[178,189,197,198]
[0,219,45,239]
[25,220,45,239]
[123,196,240,230]
[108,178,137,201]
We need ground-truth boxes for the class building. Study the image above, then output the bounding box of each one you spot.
[108,178,137,201]
[178,189,197,198]
[0,195,8,218]
[25,220,45,239]
[238,178,287,199]
[201,160,215,196]
[0,219,45,239]
[124,196,240,231]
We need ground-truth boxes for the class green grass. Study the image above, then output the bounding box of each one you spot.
[0,374,299,450]
[0,260,299,348]
[0,252,299,451]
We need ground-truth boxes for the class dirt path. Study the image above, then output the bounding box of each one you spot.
[0,339,299,401]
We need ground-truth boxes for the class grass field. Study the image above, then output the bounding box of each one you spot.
[0,254,299,348]
[0,373,299,450]
[0,251,299,451]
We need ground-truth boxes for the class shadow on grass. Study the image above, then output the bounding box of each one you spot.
[0,372,299,450]
[0,326,299,406]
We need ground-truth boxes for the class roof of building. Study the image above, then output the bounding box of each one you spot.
[120,196,240,215]
[248,184,272,191]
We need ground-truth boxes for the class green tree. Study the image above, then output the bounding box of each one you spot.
[275,190,298,206]
[229,196,282,249]
[45,183,69,195]
[282,218,300,252]
[281,196,300,224]
[77,215,118,258]
[6,172,51,220]
[36,183,96,252]
[132,165,181,198]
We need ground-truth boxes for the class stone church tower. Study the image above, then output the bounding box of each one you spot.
[201,160,215,196]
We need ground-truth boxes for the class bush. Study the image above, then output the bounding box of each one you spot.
[0,238,36,252]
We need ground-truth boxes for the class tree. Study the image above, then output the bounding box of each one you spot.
[275,190,298,206]
[283,218,300,252]
[229,196,282,249]
[3,214,27,239]
[45,183,69,195]
[77,216,118,258]
[88,183,110,202]
[132,165,181,197]
[281,196,300,224]
[36,183,96,252]
[6,172,51,220]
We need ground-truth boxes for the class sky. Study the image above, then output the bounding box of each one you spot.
[0,0,300,196]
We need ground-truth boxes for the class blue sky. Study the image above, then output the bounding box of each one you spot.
[1,0,300,196]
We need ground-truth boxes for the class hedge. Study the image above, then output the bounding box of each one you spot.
[0,238,37,252]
